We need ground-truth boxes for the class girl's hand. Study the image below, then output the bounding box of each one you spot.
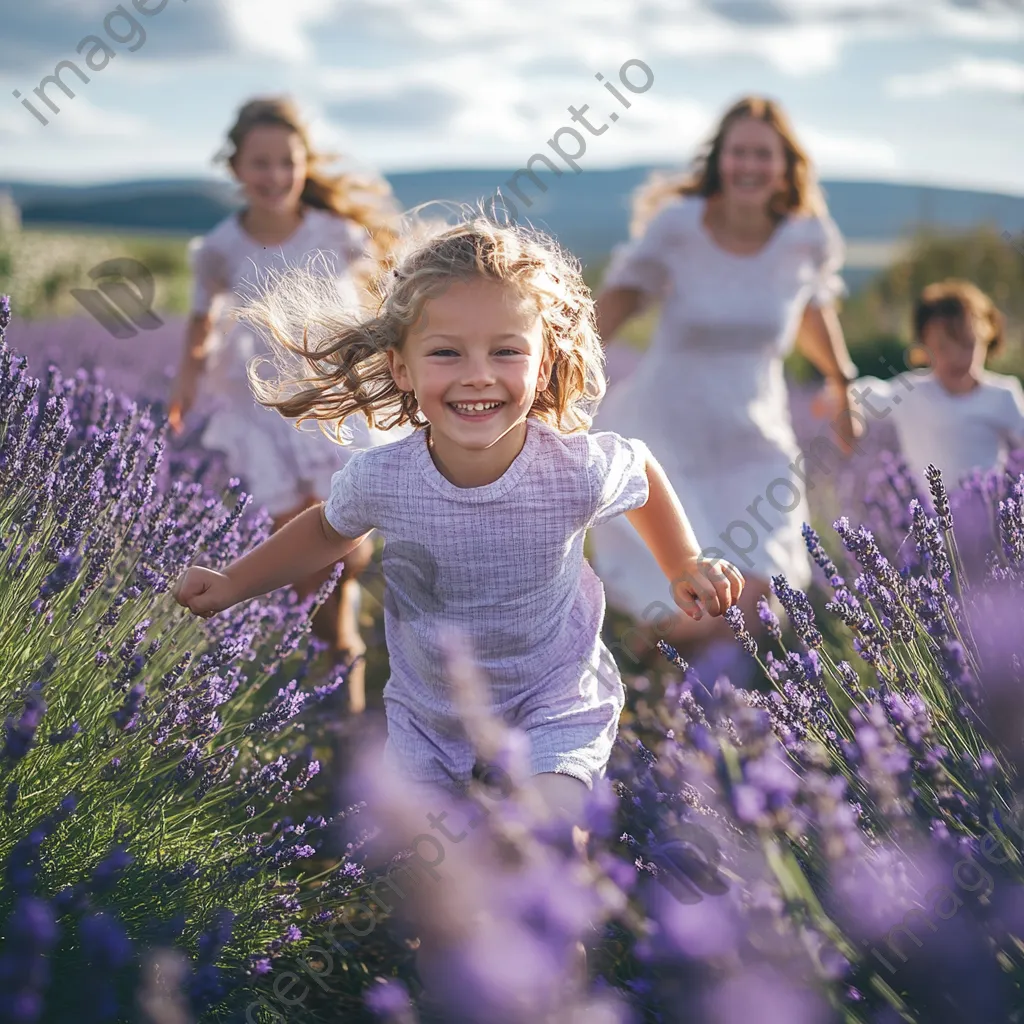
[671,557,745,621]
[810,379,863,457]
[172,566,236,619]
[168,370,199,435]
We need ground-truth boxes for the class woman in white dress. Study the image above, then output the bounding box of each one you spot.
[591,95,861,657]
[168,97,406,712]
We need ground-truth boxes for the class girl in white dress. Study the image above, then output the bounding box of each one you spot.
[168,96,403,713]
[591,95,861,657]
[851,279,1024,489]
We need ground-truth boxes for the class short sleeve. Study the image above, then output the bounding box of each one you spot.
[806,214,847,308]
[324,454,376,538]
[998,377,1024,439]
[587,432,651,528]
[602,202,682,302]
[851,375,896,406]
[188,235,229,316]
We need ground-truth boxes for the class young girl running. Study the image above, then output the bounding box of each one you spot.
[172,218,744,819]
[168,96,404,714]
[851,279,1024,490]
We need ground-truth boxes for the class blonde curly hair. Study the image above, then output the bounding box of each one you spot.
[239,210,607,442]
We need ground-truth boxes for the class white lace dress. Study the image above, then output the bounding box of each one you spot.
[590,195,847,618]
[189,206,410,516]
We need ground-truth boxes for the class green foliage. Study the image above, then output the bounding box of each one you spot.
[0,226,192,321]
[839,224,1024,382]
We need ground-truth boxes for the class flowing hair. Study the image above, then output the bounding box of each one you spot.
[215,95,399,261]
[238,210,607,442]
[630,95,827,236]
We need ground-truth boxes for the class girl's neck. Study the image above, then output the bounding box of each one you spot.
[426,419,529,488]
[705,194,777,248]
[934,369,981,396]
[239,204,306,246]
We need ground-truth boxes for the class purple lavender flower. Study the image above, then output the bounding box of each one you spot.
[112,683,146,731]
[925,464,953,530]
[770,575,823,648]
[47,721,81,746]
[0,897,59,1023]
[2,692,47,763]
[724,606,758,656]
[90,846,134,893]
[365,978,413,1019]
[756,596,782,640]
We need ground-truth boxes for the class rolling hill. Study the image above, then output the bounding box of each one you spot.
[3,170,1022,291]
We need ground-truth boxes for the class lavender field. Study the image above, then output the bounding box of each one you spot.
[4,297,1024,1024]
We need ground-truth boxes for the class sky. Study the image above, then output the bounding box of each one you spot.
[1,0,1023,195]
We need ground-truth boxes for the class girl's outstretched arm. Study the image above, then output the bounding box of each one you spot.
[797,304,862,456]
[625,453,744,620]
[595,287,644,344]
[169,312,214,435]
[174,505,367,618]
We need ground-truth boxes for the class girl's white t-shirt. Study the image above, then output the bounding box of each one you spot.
[852,369,1024,487]
[323,417,652,714]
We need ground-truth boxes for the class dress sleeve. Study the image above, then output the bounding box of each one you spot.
[188,234,230,316]
[587,431,651,528]
[337,219,372,264]
[601,203,680,302]
[324,453,376,538]
[320,216,372,303]
[806,214,847,308]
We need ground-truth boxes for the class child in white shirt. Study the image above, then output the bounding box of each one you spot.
[173,216,745,819]
[851,279,1024,490]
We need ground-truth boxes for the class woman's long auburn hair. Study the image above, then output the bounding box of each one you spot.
[216,96,399,261]
[630,95,827,236]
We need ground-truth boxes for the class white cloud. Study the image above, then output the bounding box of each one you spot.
[887,57,1024,97]
[2,93,150,139]
[0,103,37,138]
[59,101,150,138]
[650,20,844,75]
[799,124,902,173]
[1,0,1022,194]
[218,0,338,62]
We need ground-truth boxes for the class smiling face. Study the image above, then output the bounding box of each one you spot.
[387,276,552,456]
[231,124,308,216]
[716,116,789,211]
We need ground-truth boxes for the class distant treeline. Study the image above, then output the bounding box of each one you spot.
[3,171,1023,267]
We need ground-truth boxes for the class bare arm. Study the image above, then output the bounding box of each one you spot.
[595,287,644,344]
[625,452,743,618]
[797,304,862,455]
[229,505,365,601]
[169,313,215,433]
[795,304,858,383]
[174,505,369,616]
[180,312,214,372]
